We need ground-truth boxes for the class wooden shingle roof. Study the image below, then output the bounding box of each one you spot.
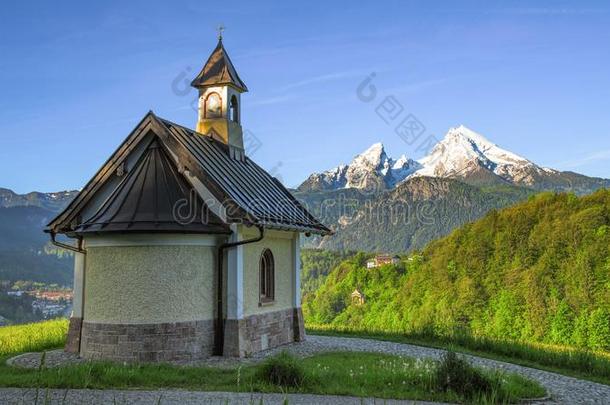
[47,112,331,237]
[190,39,248,92]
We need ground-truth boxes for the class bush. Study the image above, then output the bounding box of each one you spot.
[255,351,305,388]
[434,351,492,398]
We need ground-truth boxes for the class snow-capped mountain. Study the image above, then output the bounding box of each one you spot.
[412,125,557,186]
[298,125,610,194]
[298,143,420,192]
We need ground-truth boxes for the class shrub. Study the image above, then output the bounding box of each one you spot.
[255,351,305,388]
[434,351,492,398]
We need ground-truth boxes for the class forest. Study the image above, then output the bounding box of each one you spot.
[303,189,610,350]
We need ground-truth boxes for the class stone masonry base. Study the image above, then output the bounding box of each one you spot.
[224,307,306,357]
[74,308,304,361]
[64,317,83,354]
[80,319,214,362]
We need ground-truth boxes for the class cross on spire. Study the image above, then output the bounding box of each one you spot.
[216,24,225,41]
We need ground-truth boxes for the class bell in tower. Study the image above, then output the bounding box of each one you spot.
[191,29,248,158]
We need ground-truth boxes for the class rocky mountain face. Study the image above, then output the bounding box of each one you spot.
[295,125,609,252]
[298,143,420,193]
[413,125,548,186]
[0,189,75,284]
[298,125,610,194]
[0,188,78,212]
[295,177,533,253]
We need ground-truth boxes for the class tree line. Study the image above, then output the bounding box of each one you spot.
[303,189,610,351]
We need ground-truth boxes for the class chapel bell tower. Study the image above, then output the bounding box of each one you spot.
[191,30,248,157]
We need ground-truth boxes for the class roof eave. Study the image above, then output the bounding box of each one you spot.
[190,80,248,93]
[254,220,333,236]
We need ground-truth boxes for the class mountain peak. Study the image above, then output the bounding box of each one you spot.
[298,125,609,193]
[298,142,419,192]
[354,142,386,166]
[441,125,529,164]
[444,125,493,149]
[367,141,385,150]
[414,125,539,184]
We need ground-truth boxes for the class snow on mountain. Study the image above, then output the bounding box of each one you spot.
[298,142,420,192]
[0,188,78,211]
[412,125,555,186]
[297,125,609,193]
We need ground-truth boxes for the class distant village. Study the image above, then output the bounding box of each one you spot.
[351,253,415,306]
[0,281,72,325]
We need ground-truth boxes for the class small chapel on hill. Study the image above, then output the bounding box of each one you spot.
[46,35,331,362]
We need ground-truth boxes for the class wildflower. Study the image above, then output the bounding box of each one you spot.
[236,365,242,388]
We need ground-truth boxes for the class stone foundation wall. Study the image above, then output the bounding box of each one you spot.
[80,319,214,362]
[224,307,305,357]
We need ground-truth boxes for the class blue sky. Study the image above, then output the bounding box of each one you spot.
[1,1,609,193]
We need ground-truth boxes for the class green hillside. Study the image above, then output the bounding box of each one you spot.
[304,189,610,350]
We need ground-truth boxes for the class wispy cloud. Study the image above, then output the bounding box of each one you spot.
[249,94,296,107]
[277,70,366,92]
[390,77,449,94]
[491,7,610,16]
[561,148,610,168]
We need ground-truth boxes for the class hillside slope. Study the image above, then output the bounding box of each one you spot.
[304,189,610,350]
[296,177,533,253]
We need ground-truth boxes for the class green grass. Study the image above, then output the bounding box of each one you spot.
[0,351,544,404]
[0,320,546,402]
[0,319,68,356]
[299,352,545,403]
[306,323,610,386]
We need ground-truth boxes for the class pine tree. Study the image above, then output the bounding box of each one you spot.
[588,308,610,350]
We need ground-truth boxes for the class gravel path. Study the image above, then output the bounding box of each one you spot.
[298,336,610,404]
[7,335,610,404]
[0,388,447,405]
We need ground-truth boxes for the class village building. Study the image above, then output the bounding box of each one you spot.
[366,254,401,269]
[30,290,73,302]
[351,288,365,305]
[46,36,331,362]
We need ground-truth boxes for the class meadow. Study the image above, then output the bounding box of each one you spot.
[0,320,545,404]
[0,318,68,356]
[307,323,610,386]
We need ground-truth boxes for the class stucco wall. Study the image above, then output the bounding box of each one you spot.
[242,231,295,317]
[84,245,215,324]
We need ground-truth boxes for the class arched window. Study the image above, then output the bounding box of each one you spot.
[229,95,239,123]
[204,92,222,118]
[259,249,274,303]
